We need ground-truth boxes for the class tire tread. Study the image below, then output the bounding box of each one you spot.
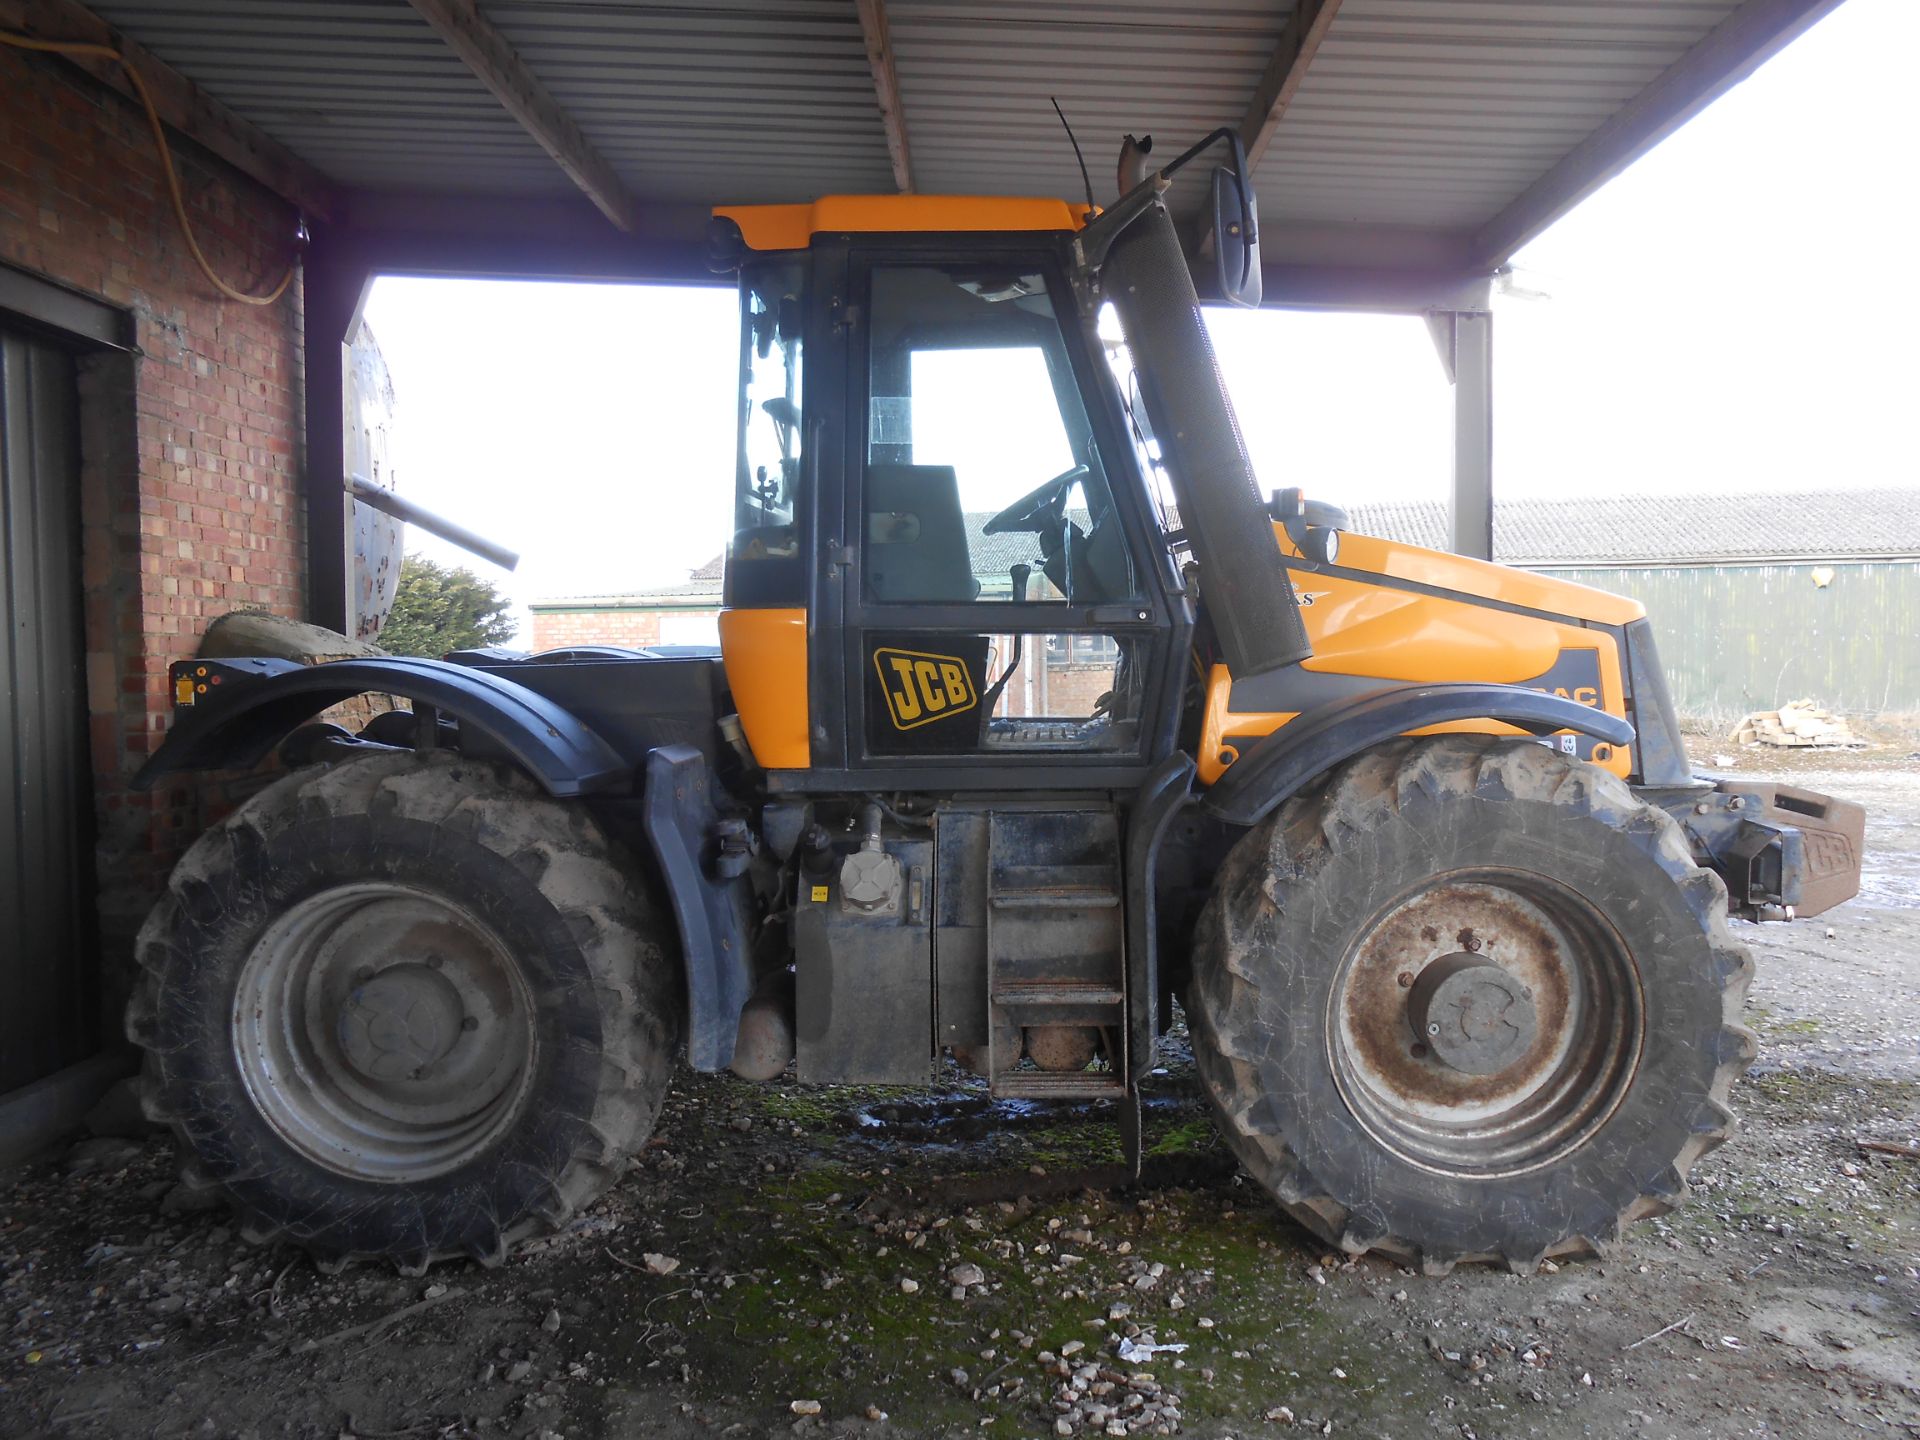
[131,750,678,1271]
[1187,736,1754,1272]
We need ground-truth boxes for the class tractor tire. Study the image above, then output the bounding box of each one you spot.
[1186,735,1754,1274]
[129,749,678,1272]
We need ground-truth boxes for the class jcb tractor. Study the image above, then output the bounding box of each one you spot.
[133,131,1863,1275]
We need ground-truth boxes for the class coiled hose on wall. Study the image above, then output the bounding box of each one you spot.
[1,25,299,306]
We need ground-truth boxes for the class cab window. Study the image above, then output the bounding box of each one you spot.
[729,259,805,603]
[861,265,1136,607]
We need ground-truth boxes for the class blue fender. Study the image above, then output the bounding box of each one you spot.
[133,656,631,797]
[1202,681,1635,828]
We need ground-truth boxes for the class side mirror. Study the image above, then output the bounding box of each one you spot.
[1211,166,1262,308]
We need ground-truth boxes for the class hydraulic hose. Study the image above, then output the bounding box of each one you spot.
[1,27,299,306]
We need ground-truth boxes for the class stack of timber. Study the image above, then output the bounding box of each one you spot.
[1729,700,1862,748]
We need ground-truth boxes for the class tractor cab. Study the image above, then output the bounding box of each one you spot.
[712,197,1186,784]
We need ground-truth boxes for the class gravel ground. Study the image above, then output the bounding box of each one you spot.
[4,746,1917,1440]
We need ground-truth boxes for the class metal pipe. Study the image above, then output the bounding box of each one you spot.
[1117,133,1152,195]
[347,473,520,571]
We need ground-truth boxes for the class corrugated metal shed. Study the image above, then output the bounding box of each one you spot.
[1347,487,1920,713]
[1544,561,1920,716]
[75,0,1845,274]
[1349,488,1920,566]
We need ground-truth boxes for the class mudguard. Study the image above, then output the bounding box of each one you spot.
[133,656,630,797]
[1202,681,1635,828]
[640,746,755,1072]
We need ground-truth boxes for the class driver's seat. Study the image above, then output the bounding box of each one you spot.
[865,463,981,603]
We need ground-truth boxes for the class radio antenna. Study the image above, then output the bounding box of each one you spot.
[1050,97,1095,215]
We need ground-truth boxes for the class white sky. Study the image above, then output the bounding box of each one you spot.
[363,0,1918,644]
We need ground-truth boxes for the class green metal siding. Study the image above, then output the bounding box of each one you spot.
[1534,562,1920,718]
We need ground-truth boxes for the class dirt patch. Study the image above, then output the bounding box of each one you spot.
[5,760,1920,1440]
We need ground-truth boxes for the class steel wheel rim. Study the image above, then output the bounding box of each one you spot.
[1327,868,1644,1179]
[232,882,536,1182]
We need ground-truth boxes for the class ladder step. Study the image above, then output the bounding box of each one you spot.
[991,982,1125,1010]
[993,1071,1128,1101]
[989,886,1120,910]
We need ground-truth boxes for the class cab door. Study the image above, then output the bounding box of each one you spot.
[824,243,1179,787]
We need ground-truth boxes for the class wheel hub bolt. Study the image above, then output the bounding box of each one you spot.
[1407,952,1537,1076]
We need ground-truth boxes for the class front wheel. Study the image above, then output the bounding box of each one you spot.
[130,750,679,1272]
[1186,736,1755,1273]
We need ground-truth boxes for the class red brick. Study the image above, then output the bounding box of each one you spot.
[2,45,305,983]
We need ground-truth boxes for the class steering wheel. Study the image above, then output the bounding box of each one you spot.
[983,464,1090,535]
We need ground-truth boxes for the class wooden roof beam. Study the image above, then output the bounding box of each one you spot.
[406,0,638,232]
[0,0,338,219]
[1237,0,1344,171]
[855,0,914,193]
[1468,0,1848,272]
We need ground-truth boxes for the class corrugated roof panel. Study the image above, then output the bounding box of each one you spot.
[87,0,575,196]
[75,0,1828,270]
[889,0,1286,202]
[486,0,895,203]
[1259,0,1743,230]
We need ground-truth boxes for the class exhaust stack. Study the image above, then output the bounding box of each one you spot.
[1102,195,1311,679]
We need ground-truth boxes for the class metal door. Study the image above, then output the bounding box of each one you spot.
[0,328,94,1092]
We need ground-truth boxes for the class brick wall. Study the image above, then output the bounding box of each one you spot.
[986,636,1120,718]
[532,608,667,650]
[530,605,720,651]
[0,46,305,979]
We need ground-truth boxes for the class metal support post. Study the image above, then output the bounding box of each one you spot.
[1425,308,1494,561]
[301,238,373,634]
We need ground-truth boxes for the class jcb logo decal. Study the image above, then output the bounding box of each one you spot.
[874,647,978,730]
[1521,648,1604,709]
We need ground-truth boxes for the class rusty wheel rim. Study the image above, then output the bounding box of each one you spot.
[232,883,537,1183]
[1327,869,1644,1178]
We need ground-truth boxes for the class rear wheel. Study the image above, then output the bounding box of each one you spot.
[130,750,678,1271]
[1186,736,1755,1273]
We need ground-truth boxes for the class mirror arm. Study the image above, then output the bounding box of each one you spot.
[1075,126,1257,298]
[1074,173,1170,275]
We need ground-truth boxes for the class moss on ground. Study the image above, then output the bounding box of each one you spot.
[615,1073,1475,1431]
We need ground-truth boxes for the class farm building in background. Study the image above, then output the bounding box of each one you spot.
[1351,488,1919,719]
[529,556,725,651]
[529,488,1917,722]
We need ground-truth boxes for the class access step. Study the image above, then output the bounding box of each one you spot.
[990,980,1125,1025]
[992,1070,1128,1101]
